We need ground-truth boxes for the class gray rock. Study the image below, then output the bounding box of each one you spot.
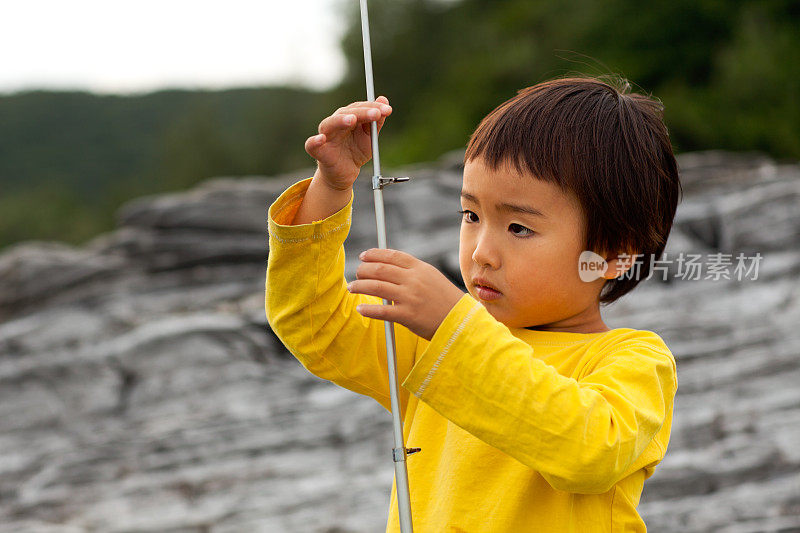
[0,150,798,532]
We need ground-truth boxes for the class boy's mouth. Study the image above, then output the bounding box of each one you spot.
[472,278,502,300]
[472,278,500,292]
[475,285,502,300]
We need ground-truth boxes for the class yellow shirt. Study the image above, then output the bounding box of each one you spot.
[266,178,678,532]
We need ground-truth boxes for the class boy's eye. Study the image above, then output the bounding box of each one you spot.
[458,209,478,223]
[459,210,533,237]
[509,223,534,237]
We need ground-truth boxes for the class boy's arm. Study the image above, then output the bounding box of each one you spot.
[266,177,418,414]
[401,294,678,494]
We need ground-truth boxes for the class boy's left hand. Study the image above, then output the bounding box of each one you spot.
[348,248,465,341]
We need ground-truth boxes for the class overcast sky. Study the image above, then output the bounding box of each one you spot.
[0,0,347,95]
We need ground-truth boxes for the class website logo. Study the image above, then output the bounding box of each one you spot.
[578,251,608,282]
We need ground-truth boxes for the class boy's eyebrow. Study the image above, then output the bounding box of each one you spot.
[460,191,547,218]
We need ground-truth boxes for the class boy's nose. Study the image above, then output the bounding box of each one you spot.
[472,237,501,269]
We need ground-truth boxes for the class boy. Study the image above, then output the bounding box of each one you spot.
[266,77,681,532]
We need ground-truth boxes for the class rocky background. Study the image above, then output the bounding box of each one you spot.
[0,150,798,532]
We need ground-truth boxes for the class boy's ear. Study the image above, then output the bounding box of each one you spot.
[601,249,640,280]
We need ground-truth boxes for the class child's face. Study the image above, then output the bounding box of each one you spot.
[458,158,609,332]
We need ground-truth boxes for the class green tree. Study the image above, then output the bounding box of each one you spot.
[332,0,800,165]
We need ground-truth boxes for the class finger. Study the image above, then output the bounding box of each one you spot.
[348,279,404,301]
[359,248,416,268]
[355,261,406,284]
[318,113,358,136]
[304,133,326,156]
[338,99,390,113]
[338,102,392,122]
[344,105,389,123]
[362,112,389,136]
[320,106,391,136]
[376,112,388,134]
[356,303,399,322]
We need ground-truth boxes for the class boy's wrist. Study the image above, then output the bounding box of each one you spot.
[313,168,355,193]
[290,174,352,225]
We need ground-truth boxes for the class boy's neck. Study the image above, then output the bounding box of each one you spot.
[524,324,611,334]
[522,306,610,334]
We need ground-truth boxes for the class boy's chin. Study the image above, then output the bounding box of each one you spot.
[480,305,519,327]
[468,291,543,327]
[483,306,545,330]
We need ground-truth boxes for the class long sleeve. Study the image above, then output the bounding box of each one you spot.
[401,293,678,495]
[265,177,419,413]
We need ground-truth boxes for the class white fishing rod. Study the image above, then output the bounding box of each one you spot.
[358,1,417,531]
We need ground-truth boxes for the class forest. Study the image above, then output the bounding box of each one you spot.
[1,0,797,252]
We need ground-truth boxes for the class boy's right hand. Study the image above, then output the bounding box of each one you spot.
[305,95,392,191]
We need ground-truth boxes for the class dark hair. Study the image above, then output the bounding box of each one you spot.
[464,76,682,305]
